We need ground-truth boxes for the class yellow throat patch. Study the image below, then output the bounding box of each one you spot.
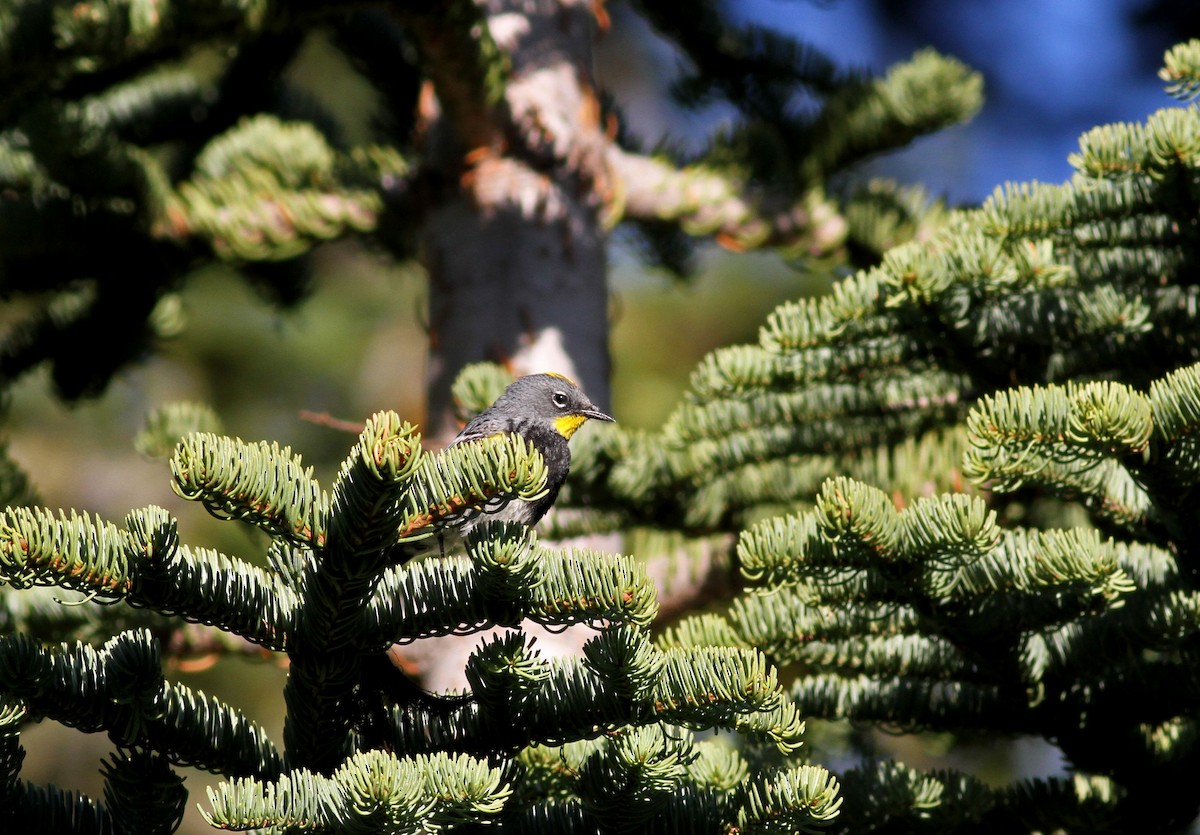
[554,413,588,439]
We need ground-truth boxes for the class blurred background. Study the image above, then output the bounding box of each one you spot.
[8,1,1195,831]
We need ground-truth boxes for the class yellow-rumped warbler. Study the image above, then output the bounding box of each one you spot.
[442,372,614,541]
[361,373,614,722]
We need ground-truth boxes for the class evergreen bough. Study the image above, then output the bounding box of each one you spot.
[0,408,824,832]
[3,0,1200,830]
[540,38,1200,834]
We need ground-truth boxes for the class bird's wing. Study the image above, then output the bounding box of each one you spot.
[448,414,515,448]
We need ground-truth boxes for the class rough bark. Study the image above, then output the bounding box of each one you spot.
[419,0,613,442]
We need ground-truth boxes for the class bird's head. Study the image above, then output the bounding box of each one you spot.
[503,373,615,439]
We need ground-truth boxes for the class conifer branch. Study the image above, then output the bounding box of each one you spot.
[203,749,511,832]
[170,433,329,548]
[799,49,984,186]
[0,630,282,777]
[1,779,113,833]
[0,504,296,649]
[606,147,848,255]
[1160,38,1200,102]
[8,12,1200,834]
[100,749,188,835]
[0,0,340,123]
[154,115,409,261]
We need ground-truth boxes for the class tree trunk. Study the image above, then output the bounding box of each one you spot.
[419,0,612,442]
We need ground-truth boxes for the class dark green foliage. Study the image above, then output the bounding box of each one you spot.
[101,750,188,835]
[535,38,1200,833]
[0,409,827,832]
[0,629,281,777]
[6,0,1200,829]
[0,2,414,400]
[0,0,978,399]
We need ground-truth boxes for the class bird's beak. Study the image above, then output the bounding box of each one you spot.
[583,406,615,423]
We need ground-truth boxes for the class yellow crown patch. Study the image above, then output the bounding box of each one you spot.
[545,371,579,386]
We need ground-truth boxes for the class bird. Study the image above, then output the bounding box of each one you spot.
[357,372,615,730]
[439,371,615,543]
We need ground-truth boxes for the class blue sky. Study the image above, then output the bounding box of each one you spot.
[730,0,1180,203]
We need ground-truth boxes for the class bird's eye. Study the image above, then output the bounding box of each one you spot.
[552,391,569,409]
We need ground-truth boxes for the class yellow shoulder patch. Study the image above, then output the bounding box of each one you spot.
[554,413,588,439]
